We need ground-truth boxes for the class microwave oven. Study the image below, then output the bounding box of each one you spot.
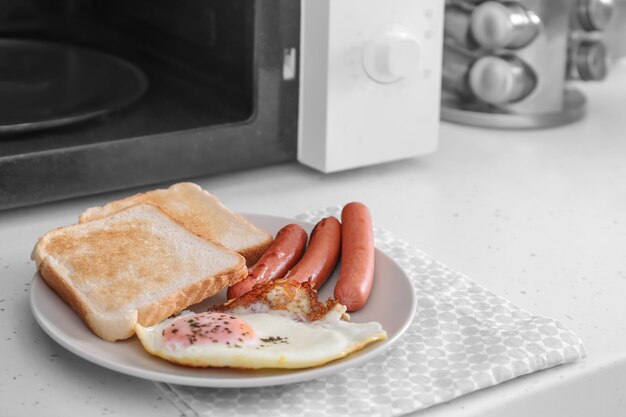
[0,0,443,210]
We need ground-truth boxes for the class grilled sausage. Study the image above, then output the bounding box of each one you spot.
[334,202,374,312]
[227,224,307,299]
[284,216,341,289]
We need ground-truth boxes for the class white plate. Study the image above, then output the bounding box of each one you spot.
[30,213,416,388]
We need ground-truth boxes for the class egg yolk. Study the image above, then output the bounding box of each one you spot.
[162,312,256,349]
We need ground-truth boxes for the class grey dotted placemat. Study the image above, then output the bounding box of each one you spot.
[155,207,585,417]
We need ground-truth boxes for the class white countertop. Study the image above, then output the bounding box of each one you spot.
[1,63,625,416]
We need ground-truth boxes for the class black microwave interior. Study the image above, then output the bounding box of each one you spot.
[0,0,255,150]
[0,0,299,211]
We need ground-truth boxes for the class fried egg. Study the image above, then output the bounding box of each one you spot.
[135,279,387,369]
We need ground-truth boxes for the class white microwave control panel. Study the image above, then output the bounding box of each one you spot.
[298,0,444,172]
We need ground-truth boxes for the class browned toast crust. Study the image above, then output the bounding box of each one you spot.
[34,203,249,342]
[79,183,273,265]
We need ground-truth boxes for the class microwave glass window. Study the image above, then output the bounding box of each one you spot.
[0,0,255,150]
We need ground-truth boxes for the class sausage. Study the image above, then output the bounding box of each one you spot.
[227,224,308,300]
[284,216,341,289]
[334,202,375,312]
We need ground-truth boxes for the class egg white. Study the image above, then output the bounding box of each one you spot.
[135,309,387,369]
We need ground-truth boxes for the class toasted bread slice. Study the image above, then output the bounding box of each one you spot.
[79,182,273,265]
[32,203,248,342]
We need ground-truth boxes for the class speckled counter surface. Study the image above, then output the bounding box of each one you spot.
[1,63,625,416]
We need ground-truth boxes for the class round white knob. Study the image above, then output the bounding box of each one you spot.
[362,24,420,84]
